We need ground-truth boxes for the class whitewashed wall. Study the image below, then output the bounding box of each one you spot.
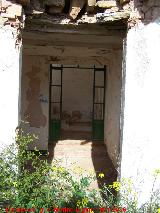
[0,25,22,151]
[121,19,160,205]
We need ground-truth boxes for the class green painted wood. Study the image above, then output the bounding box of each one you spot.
[92,120,104,140]
[49,119,61,141]
[92,65,106,141]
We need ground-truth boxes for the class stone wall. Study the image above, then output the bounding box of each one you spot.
[21,0,131,21]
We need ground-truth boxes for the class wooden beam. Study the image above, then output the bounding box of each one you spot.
[16,0,30,6]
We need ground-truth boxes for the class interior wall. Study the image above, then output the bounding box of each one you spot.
[21,55,49,150]
[104,50,122,167]
[62,68,93,132]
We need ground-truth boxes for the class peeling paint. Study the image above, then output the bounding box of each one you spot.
[25,65,47,127]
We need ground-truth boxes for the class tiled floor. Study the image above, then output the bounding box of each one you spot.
[48,131,117,189]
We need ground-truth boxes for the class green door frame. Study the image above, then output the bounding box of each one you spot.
[49,64,106,142]
[49,64,63,141]
[92,65,106,140]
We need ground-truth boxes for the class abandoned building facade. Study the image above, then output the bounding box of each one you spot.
[0,0,160,205]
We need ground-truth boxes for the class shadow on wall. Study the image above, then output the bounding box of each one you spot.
[47,136,117,191]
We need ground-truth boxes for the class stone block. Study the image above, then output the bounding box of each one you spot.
[44,0,65,14]
[152,7,160,20]
[88,0,96,7]
[1,0,12,9]
[146,0,160,7]
[105,6,119,13]
[44,0,65,7]
[69,0,87,20]
[2,3,22,18]
[145,8,153,21]
[47,6,63,14]
[87,0,96,13]
[122,3,132,11]
[9,3,22,17]
[96,1,117,8]
[120,0,130,5]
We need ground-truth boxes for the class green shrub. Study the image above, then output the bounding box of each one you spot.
[0,129,160,213]
[0,130,103,212]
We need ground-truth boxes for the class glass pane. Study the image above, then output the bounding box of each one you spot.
[95,71,104,86]
[95,88,104,103]
[51,86,61,102]
[52,69,61,85]
[94,104,104,120]
[51,103,60,120]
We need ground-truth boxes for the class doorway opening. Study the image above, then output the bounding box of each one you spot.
[49,64,106,142]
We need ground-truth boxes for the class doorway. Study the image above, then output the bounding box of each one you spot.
[49,64,106,142]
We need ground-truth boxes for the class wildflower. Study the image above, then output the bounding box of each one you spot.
[77,200,81,207]
[82,198,88,206]
[157,208,160,213]
[89,169,95,176]
[98,173,104,178]
[73,166,84,174]
[58,167,64,172]
[112,181,121,191]
[52,166,58,172]
[153,169,160,176]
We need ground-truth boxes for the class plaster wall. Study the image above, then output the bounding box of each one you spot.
[121,19,160,205]
[104,50,122,167]
[21,55,49,150]
[0,25,21,151]
[61,68,93,132]
[22,36,122,164]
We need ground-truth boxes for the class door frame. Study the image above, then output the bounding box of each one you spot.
[49,64,107,142]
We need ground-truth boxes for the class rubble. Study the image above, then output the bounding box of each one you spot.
[87,0,96,13]
[119,0,130,5]
[69,0,87,20]
[96,1,117,9]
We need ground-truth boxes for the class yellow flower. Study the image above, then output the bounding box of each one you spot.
[98,173,104,178]
[153,169,160,176]
[157,208,160,213]
[73,166,84,174]
[82,198,88,206]
[52,166,57,171]
[89,169,95,176]
[112,181,121,191]
[58,167,65,172]
[77,200,81,207]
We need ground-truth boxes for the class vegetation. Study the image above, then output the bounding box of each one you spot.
[0,129,160,213]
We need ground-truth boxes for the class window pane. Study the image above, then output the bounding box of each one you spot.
[52,69,61,85]
[94,104,103,120]
[51,103,60,120]
[95,88,104,103]
[51,86,61,102]
[95,71,104,86]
